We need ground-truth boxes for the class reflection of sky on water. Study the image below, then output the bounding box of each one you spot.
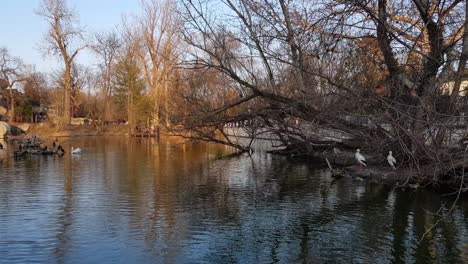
[0,137,467,263]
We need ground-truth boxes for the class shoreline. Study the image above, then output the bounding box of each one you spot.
[9,123,131,139]
[6,122,468,193]
[270,148,468,193]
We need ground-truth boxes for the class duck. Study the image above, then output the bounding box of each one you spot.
[14,150,28,157]
[387,151,396,170]
[0,143,6,156]
[71,147,82,154]
[355,149,367,167]
[56,145,65,156]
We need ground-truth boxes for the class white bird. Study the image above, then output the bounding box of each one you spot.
[71,147,82,154]
[387,151,397,170]
[333,147,342,155]
[355,149,367,167]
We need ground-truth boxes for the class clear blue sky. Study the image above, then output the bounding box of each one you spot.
[0,0,141,72]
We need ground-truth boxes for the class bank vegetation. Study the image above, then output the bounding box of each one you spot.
[1,0,468,189]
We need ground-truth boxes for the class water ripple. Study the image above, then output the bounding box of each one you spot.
[0,137,466,263]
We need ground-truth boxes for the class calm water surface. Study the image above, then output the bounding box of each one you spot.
[0,137,467,263]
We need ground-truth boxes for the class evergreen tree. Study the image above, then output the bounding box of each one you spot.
[112,53,148,130]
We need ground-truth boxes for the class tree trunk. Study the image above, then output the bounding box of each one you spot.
[164,78,170,127]
[8,87,14,121]
[128,91,133,135]
[153,83,160,137]
[279,0,307,94]
[103,68,112,122]
[64,64,72,124]
[434,2,468,146]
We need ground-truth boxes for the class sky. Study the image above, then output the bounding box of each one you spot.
[0,0,141,73]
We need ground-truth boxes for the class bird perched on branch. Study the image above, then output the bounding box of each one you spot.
[355,149,367,167]
[387,151,397,170]
[333,147,341,155]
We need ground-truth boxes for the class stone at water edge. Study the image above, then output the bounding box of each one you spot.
[0,106,7,115]
[16,123,30,132]
[0,121,11,139]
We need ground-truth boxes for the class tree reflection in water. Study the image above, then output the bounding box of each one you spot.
[0,137,466,263]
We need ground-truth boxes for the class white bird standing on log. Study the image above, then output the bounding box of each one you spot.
[355,149,367,167]
[387,151,396,170]
[333,147,341,155]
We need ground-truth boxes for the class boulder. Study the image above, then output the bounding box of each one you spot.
[0,121,10,138]
[0,106,6,115]
[17,123,30,132]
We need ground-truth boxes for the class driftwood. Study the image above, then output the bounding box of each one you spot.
[272,145,468,190]
[344,166,408,182]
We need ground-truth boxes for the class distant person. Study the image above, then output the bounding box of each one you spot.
[0,143,5,156]
[52,138,59,148]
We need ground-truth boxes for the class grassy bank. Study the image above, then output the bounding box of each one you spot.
[11,123,131,139]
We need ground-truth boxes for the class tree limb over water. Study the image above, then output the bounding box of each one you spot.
[172,0,468,189]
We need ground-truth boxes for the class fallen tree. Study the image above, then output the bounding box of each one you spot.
[170,0,468,190]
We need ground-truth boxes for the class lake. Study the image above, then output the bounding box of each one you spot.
[0,137,467,263]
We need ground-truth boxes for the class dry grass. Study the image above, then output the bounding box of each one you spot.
[15,123,130,139]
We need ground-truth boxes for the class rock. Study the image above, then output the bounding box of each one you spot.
[0,121,10,138]
[17,123,30,132]
[8,125,25,136]
[0,106,7,115]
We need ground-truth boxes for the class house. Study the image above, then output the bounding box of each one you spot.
[441,71,468,96]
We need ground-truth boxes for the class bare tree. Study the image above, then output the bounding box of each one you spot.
[127,0,179,135]
[177,0,468,186]
[0,47,25,121]
[36,0,87,125]
[91,30,122,122]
